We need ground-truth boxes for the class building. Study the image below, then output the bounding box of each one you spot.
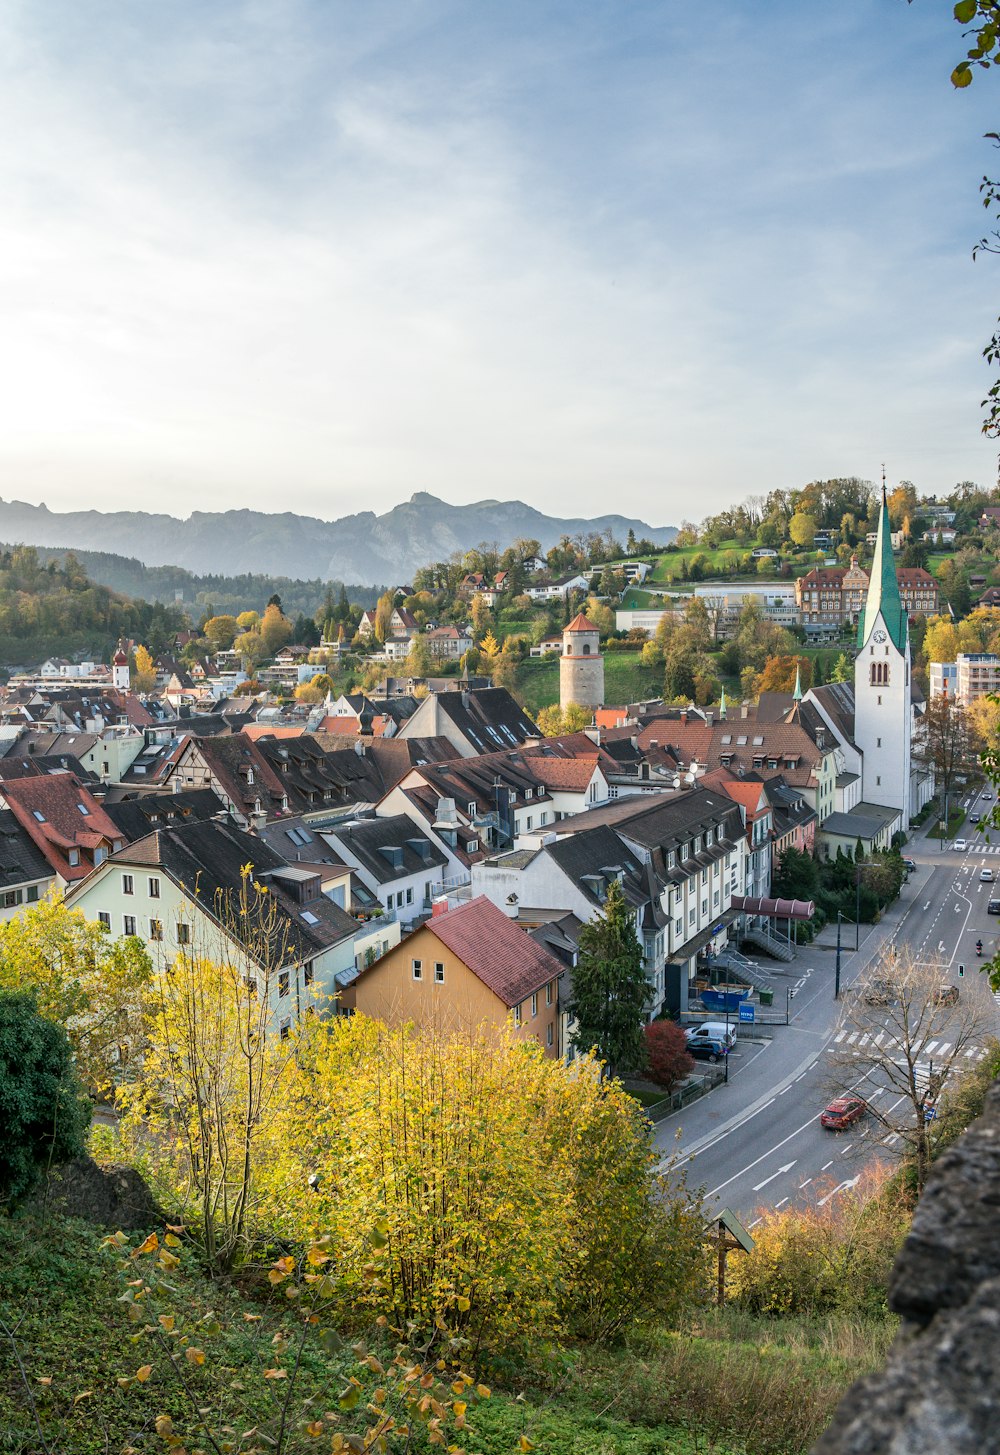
[559,613,604,713]
[349,895,564,1055]
[930,653,1000,704]
[65,818,362,1030]
[853,488,912,830]
[317,814,450,929]
[0,774,126,885]
[796,559,938,638]
[396,687,539,757]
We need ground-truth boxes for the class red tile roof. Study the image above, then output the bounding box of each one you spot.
[526,756,602,791]
[1,774,124,881]
[565,612,598,633]
[421,895,562,1007]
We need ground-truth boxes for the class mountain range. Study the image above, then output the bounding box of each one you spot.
[0,493,676,586]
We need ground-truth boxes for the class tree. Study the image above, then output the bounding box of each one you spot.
[259,602,293,655]
[403,631,434,678]
[470,593,493,636]
[203,614,240,651]
[293,679,324,703]
[479,628,500,661]
[233,629,267,671]
[756,654,812,694]
[373,590,395,644]
[0,991,90,1206]
[771,845,819,902]
[535,703,589,736]
[0,898,152,1097]
[831,652,854,683]
[830,948,992,1194]
[132,643,156,694]
[643,1020,694,1091]
[912,693,977,817]
[569,879,649,1078]
[236,610,259,632]
[923,615,960,665]
[119,870,308,1272]
[789,512,817,548]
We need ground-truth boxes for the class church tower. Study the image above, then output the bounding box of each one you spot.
[559,612,604,713]
[853,488,911,827]
[112,639,130,692]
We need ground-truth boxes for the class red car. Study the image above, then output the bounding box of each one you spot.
[820,1095,867,1131]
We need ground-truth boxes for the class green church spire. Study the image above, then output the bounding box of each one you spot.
[857,486,906,651]
[792,663,802,701]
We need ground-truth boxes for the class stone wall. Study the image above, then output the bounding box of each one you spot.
[814,1080,1000,1454]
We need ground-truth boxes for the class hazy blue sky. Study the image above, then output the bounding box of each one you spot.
[1,0,998,525]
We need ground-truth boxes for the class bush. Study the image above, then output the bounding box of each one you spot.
[643,1020,694,1090]
[0,991,90,1206]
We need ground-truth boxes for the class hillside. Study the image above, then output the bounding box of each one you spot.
[0,494,677,585]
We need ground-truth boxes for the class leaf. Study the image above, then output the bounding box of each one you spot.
[74,1390,94,1405]
[519,1437,535,1452]
[36,1376,52,1387]
[155,1415,174,1438]
[164,1233,183,1248]
[956,0,978,19]
[185,1347,205,1366]
[953,62,974,86]
[338,1383,361,1411]
[132,1232,158,1257]
[305,1422,324,1438]
[476,1384,491,1399]
[158,1315,175,1332]
[318,1328,344,1354]
[136,1365,153,1383]
[263,1368,288,1380]
[456,1295,470,1312]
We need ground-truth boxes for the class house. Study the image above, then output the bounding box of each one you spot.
[922,528,957,545]
[530,635,563,658]
[0,774,125,884]
[254,735,387,815]
[979,507,1000,530]
[389,607,418,638]
[425,625,473,659]
[526,572,592,602]
[357,610,379,639]
[0,809,57,918]
[522,555,548,574]
[349,895,564,1056]
[796,560,939,635]
[978,586,1000,609]
[698,769,773,906]
[929,653,1000,705]
[621,561,652,584]
[103,788,227,843]
[169,733,290,825]
[751,547,780,559]
[318,814,450,929]
[396,687,539,756]
[65,818,362,1030]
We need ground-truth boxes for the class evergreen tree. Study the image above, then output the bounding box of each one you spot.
[569,880,649,1078]
[0,991,90,1205]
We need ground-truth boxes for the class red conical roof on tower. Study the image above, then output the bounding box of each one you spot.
[565,612,598,632]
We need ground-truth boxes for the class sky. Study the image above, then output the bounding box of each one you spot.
[1,0,999,528]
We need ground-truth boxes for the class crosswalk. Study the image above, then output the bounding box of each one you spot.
[827,1031,987,1090]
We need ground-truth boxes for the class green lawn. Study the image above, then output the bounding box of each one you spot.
[517,652,664,714]
[928,805,968,840]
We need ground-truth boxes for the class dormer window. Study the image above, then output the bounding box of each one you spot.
[67,849,80,867]
[467,801,477,816]
[525,788,533,799]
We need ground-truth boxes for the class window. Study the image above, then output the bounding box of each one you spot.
[406,887,413,905]
[76,802,90,816]
[870,661,889,686]
[148,877,160,898]
[2,888,21,908]
[412,959,423,981]
[176,922,190,945]
[304,962,314,986]
[513,1004,522,1027]
[278,971,290,998]
[547,1023,554,1048]
[434,962,445,983]
[467,801,477,815]
[123,915,136,936]
[122,874,134,896]
[279,1018,291,1041]
[531,992,538,1018]
[149,919,163,941]
[546,981,553,1006]
[26,886,38,903]
[525,816,533,831]
[67,849,80,867]
[94,846,106,866]
[32,810,45,823]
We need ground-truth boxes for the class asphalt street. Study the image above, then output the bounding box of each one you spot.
[657,788,1000,1225]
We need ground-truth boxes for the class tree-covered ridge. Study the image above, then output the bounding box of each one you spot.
[0,546,187,668]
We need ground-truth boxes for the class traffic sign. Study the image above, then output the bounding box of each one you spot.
[924,1105,937,1121]
[739,1003,755,1023]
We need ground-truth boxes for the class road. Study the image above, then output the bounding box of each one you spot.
[658,791,1000,1226]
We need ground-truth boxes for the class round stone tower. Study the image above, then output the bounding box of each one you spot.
[559,612,604,713]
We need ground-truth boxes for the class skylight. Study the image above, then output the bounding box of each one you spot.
[32,811,45,822]
[301,910,319,925]
[76,803,90,816]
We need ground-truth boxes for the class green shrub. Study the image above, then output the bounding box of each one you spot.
[0,991,90,1207]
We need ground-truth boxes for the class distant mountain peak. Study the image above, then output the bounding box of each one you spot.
[0,494,676,585]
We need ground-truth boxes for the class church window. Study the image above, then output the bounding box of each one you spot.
[870,662,889,687]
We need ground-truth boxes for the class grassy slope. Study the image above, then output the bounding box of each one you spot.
[0,1210,890,1455]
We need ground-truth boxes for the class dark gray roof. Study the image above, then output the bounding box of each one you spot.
[322,814,448,887]
[107,818,358,960]
[545,824,650,913]
[103,789,225,843]
[0,808,55,887]
[255,736,386,813]
[821,803,901,839]
[405,687,538,754]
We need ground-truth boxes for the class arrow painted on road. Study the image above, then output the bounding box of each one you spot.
[817,1175,860,1207]
[923,902,931,911]
[752,1161,796,1192]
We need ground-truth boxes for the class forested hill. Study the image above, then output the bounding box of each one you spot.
[17,546,383,619]
[0,547,186,670]
[0,493,676,584]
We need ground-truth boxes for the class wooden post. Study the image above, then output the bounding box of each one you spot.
[717,1221,727,1306]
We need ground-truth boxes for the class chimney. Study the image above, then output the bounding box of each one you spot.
[705,711,713,726]
[431,896,450,918]
[740,703,748,719]
[680,710,687,725]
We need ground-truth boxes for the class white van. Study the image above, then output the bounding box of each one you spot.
[684,1021,738,1051]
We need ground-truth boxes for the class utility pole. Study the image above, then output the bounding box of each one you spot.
[835,910,842,1000]
[855,869,861,952]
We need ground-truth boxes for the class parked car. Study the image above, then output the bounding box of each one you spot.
[684,1021,737,1052]
[864,977,897,1005]
[687,1038,730,1063]
[954,838,969,851]
[983,791,993,800]
[820,1095,867,1131]
[990,898,1000,915]
[933,984,960,1006]
[981,868,994,882]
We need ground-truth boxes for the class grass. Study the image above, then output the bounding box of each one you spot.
[927,805,967,840]
[516,653,664,714]
[0,1209,891,1455]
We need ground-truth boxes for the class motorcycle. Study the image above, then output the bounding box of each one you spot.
[976,940,984,958]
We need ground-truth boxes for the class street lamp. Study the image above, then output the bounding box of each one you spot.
[835,910,842,1000]
[855,868,861,952]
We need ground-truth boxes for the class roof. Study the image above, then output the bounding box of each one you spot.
[95,818,358,959]
[192,734,289,818]
[521,756,602,792]
[103,788,225,843]
[0,774,124,881]
[821,802,901,839]
[565,612,598,633]
[398,687,539,755]
[322,813,448,886]
[0,808,56,887]
[414,895,563,1007]
[858,488,906,652]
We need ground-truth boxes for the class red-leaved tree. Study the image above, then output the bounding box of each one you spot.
[644,1020,694,1090]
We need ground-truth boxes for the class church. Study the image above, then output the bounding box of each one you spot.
[800,487,934,847]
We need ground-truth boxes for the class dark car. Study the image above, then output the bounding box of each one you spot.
[989,899,1000,916]
[820,1095,867,1131]
[687,1037,730,1063]
[933,984,960,1006]
[971,813,981,825]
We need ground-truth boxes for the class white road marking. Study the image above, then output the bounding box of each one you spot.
[817,1175,860,1207]
[774,1197,789,1209]
[752,1161,797,1192]
[799,1178,812,1188]
[821,1160,833,1171]
[923,901,931,911]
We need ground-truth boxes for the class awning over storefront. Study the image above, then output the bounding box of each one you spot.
[730,895,814,921]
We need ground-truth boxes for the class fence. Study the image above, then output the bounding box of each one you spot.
[632,1065,727,1121]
